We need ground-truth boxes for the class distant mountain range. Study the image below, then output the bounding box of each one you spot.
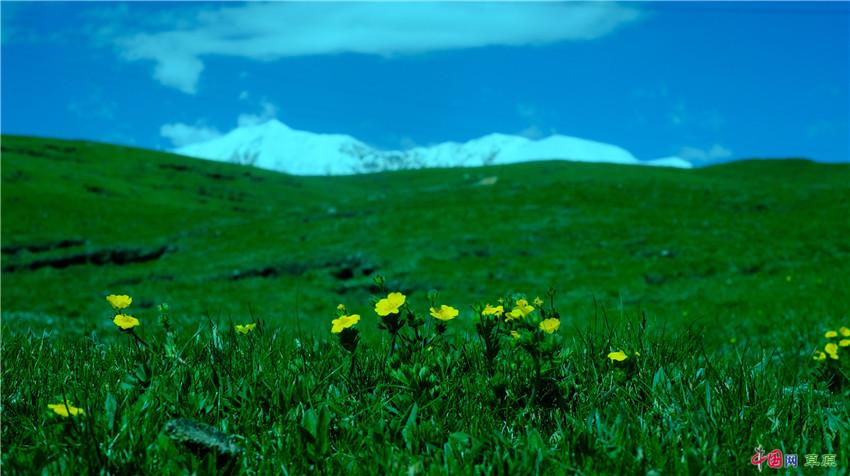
[175,119,692,175]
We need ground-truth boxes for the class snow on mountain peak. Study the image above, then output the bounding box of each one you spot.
[175,120,692,175]
[251,118,287,131]
[644,156,693,168]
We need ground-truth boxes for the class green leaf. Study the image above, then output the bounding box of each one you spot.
[104,393,117,433]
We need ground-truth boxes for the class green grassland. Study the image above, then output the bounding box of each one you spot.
[3,135,848,338]
[2,135,850,474]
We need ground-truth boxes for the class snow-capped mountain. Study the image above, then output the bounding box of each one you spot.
[642,156,692,168]
[175,119,692,175]
[176,120,371,175]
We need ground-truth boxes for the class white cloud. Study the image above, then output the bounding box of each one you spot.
[516,103,540,123]
[237,101,278,127]
[518,125,544,140]
[678,144,733,163]
[516,103,560,139]
[162,102,278,148]
[153,55,204,94]
[160,122,221,147]
[114,2,640,93]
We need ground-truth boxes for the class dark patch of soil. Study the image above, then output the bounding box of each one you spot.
[2,239,87,255]
[3,245,171,272]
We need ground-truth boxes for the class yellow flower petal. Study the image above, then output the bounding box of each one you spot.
[839,339,850,348]
[539,318,560,334]
[482,304,504,317]
[106,294,132,310]
[533,297,544,306]
[429,305,459,321]
[331,314,360,333]
[235,323,257,335]
[813,351,827,361]
[507,299,534,320]
[840,327,850,337]
[112,314,139,330]
[607,350,628,362]
[48,402,84,417]
[375,292,406,316]
[825,342,839,360]
[825,330,838,338]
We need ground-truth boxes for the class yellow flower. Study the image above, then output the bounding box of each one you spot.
[840,326,850,337]
[106,294,132,310]
[510,330,520,340]
[430,305,459,321]
[507,299,534,320]
[336,304,346,311]
[825,330,838,338]
[533,296,544,306]
[825,343,839,360]
[331,314,360,333]
[375,292,406,316]
[539,318,560,334]
[607,350,628,362]
[481,304,504,317]
[112,314,139,330]
[813,351,827,361]
[840,339,850,348]
[48,402,84,417]
[235,323,257,335]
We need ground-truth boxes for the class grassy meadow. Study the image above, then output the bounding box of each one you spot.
[2,135,850,474]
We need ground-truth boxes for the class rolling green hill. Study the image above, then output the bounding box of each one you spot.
[2,134,849,341]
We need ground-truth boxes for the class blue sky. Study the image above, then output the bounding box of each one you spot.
[2,2,848,164]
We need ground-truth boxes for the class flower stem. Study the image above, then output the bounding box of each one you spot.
[130,329,150,348]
